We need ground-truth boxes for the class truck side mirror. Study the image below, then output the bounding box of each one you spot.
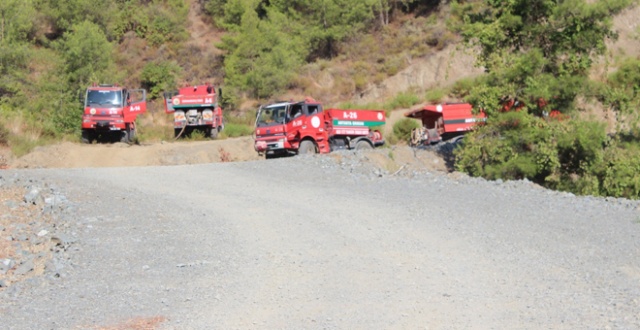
[218,88,222,100]
[77,90,85,104]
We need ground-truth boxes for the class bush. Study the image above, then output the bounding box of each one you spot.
[0,123,9,145]
[385,132,399,145]
[140,61,182,100]
[601,150,640,199]
[425,88,446,103]
[384,92,421,111]
[452,115,640,199]
[220,123,253,138]
[392,118,421,143]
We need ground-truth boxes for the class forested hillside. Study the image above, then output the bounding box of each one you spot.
[1,0,640,198]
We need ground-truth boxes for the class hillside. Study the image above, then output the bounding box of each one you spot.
[1,1,640,199]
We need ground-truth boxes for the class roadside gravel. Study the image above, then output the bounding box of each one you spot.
[1,148,639,329]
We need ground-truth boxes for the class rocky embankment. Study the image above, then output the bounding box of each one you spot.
[0,174,77,290]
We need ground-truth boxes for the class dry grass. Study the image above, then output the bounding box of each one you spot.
[218,147,231,162]
[136,106,174,142]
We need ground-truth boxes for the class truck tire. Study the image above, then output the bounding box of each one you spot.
[451,135,465,148]
[120,130,130,143]
[209,127,218,140]
[81,130,93,144]
[120,124,135,143]
[298,140,317,154]
[355,140,373,150]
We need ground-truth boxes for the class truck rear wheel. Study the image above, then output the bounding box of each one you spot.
[355,140,373,150]
[209,127,218,139]
[298,140,317,154]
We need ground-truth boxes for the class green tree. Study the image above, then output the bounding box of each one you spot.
[220,4,305,98]
[115,0,188,45]
[451,0,638,198]
[56,20,114,88]
[0,0,36,44]
[37,0,116,38]
[451,0,633,113]
[140,61,182,99]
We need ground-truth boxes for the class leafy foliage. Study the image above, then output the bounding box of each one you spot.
[219,6,305,98]
[56,20,114,88]
[384,92,421,111]
[450,0,632,114]
[393,118,421,142]
[449,0,640,199]
[220,122,253,138]
[112,0,188,45]
[140,61,182,100]
[0,0,37,44]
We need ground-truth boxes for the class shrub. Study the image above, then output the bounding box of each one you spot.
[384,92,421,111]
[0,123,9,145]
[392,118,421,143]
[220,123,253,138]
[425,88,446,103]
[385,132,399,145]
[601,150,640,199]
[140,61,181,100]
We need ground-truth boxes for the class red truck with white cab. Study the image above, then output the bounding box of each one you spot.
[254,98,385,158]
[163,84,224,139]
[81,84,147,143]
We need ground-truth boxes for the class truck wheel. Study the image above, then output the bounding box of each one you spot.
[81,130,92,144]
[129,128,136,143]
[451,136,465,148]
[209,127,218,139]
[355,140,373,150]
[120,130,129,143]
[298,140,317,154]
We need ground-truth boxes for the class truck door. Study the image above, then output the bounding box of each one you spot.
[305,103,324,137]
[285,103,304,144]
[123,89,147,123]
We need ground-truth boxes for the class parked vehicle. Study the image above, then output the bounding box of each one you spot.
[163,84,224,139]
[254,98,386,158]
[81,84,147,143]
[405,103,486,147]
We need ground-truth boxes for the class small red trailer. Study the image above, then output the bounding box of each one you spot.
[405,103,486,146]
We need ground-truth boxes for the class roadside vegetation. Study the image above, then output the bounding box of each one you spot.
[1,0,639,198]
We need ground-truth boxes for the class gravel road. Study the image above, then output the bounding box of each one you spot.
[1,151,640,329]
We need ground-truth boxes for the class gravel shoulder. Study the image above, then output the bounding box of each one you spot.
[1,150,639,329]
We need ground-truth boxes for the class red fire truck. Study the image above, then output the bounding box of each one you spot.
[163,84,224,139]
[254,98,385,158]
[81,84,147,143]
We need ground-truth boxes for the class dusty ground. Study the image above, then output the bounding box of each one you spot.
[1,107,447,174]
[3,134,448,175]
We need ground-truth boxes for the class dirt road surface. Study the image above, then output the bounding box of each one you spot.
[1,144,639,329]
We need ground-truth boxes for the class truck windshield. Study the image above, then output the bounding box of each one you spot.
[86,90,123,106]
[256,105,287,127]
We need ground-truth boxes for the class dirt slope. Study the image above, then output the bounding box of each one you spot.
[10,137,261,169]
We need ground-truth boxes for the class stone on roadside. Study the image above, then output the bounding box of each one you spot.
[23,188,42,205]
[14,260,34,276]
